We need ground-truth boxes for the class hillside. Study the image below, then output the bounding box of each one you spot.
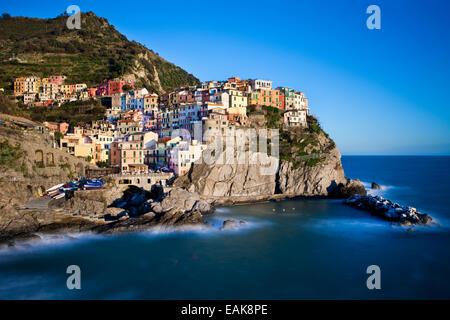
[0,12,200,93]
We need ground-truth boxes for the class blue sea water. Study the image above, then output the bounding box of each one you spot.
[0,156,449,299]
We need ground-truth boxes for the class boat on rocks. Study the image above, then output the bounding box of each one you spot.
[82,179,104,190]
[40,179,105,199]
[344,194,433,226]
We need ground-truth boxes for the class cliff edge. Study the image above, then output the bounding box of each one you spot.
[175,106,365,203]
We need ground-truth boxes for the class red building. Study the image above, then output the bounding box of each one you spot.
[95,78,135,96]
[279,91,285,109]
[108,78,134,95]
[88,88,97,98]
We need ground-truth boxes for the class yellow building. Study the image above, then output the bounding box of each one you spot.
[228,89,248,108]
[60,132,96,163]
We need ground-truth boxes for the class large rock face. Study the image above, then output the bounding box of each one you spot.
[277,147,346,196]
[175,141,365,202]
[177,152,277,198]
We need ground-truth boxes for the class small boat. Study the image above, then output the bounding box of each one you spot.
[83,179,104,190]
[60,182,77,191]
[52,193,66,200]
[46,183,64,193]
[87,179,105,185]
[48,190,60,197]
[83,183,103,190]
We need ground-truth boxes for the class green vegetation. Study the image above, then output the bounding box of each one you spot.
[96,160,110,168]
[122,84,133,92]
[54,131,64,147]
[24,99,106,124]
[0,139,24,169]
[248,107,335,168]
[263,105,281,129]
[59,163,71,170]
[0,12,200,92]
[0,92,25,115]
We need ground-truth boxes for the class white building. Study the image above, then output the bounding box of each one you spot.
[293,92,309,113]
[228,89,248,109]
[283,109,308,128]
[169,140,206,176]
[251,79,272,91]
[210,92,230,109]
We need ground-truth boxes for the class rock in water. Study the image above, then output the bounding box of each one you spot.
[151,187,213,215]
[371,182,382,190]
[220,220,239,231]
[344,195,433,226]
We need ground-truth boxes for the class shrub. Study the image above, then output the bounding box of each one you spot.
[0,139,22,167]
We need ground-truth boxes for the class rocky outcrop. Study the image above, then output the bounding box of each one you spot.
[344,195,433,226]
[0,184,211,245]
[277,147,346,196]
[220,219,246,231]
[371,182,382,190]
[150,187,214,215]
[0,203,103,244]
[175,151,277,200]
[328,179,367,198]
[92,208,204,235]
[175,146,366,202]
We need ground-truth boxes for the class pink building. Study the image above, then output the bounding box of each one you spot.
[109,142,122,167]
[48,75,66,85]
[44,121,69,134]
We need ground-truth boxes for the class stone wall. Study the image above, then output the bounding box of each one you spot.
[109,172,174,191]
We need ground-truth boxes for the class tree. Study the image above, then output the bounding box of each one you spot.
[54,131,64,147]
[122,84,133,92]
[96,160,110,168]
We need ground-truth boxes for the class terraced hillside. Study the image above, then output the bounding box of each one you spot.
[0,12,200,93]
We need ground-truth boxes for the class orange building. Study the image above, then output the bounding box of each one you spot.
[248,89,284,109]
[14,76,41,96]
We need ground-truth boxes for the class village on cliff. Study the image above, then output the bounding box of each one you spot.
[11,75,310,176]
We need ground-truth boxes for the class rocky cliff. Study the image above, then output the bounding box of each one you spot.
[175,107,365,203]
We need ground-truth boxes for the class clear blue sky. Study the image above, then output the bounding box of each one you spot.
[2,0,450,155]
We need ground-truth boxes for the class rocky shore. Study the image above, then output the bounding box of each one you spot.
[0,184,217,247]
[344,194,434,226]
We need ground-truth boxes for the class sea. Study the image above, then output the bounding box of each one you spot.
[0,156,449,299]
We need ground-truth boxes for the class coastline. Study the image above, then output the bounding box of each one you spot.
[0,180,366,247]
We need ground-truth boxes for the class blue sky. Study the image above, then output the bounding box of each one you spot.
[2,0,450,155]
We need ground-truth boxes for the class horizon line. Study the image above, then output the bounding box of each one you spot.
[342,154,450,157]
